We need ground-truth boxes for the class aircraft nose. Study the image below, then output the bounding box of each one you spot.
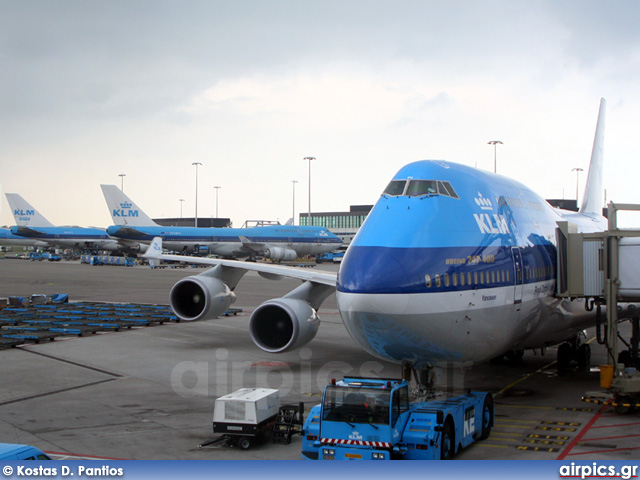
[338,246,417,294]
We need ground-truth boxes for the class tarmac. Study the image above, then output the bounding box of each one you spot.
[0,257,639,460]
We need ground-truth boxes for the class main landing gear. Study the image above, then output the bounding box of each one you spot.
[556,333,591,374]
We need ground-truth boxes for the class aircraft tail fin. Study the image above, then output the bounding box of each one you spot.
[579,98,606,215]
[5,193,55,227]
[100,185,159,227]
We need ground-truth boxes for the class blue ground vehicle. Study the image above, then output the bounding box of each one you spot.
[315,251,345,263]
[301,377,492,460]
[0,443,51,460]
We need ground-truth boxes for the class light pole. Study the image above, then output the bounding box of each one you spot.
[179,199,185,218]
[291,180,298,225]
[213,186,221,218]
[487,141,503,173]
[118,173,126,192]
[192,162,202,227]
[572,167,584,204]
[303,157,315,225]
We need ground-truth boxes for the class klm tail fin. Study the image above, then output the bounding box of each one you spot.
[579,98,606,215]
[5,193,55,227]
[100,185,159,227]
[143,237,164,259]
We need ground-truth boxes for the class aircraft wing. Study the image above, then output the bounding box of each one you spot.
[143,237,337,286]
[12,226,47,237]
[110,226,152,239]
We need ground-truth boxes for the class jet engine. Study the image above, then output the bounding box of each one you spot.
[249,298,320,353]
[169,271,236,321]
[262,246,297,261]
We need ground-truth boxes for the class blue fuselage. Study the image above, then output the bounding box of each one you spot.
[8,226,119,251]
[107,224,343,257]
[336,160,605,367]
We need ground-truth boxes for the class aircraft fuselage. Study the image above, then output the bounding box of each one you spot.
[336,160,606,368]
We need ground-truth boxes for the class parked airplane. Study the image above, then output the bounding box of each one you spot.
[144,99,617,382]
[0,227,46,249]
[101,184,343,260]
[5,193,132,253]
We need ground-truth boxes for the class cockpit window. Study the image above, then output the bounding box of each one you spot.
[406,180,437,196]
[383,180,407,196]
[438,181,459,199]
[383,179,458,199]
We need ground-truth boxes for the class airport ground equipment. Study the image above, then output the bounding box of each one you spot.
[557,203,640,413]
[0,443,51,460]
[315,251,344,263]
[271,403,305,445]
[211,388,281,450]
[0,301,177,348]
[81,255,136,266]
[301,377,492,460]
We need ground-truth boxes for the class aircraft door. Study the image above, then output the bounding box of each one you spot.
[511,247,523,305]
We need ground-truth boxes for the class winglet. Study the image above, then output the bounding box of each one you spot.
[143,237,164,259]
[579,98,606,215]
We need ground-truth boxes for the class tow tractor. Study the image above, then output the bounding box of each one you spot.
[301,376,493,460]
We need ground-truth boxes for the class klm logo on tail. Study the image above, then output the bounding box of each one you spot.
[14,209,35,216]
[113,202,139,218]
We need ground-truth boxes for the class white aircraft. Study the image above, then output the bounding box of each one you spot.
[144,99,620,383]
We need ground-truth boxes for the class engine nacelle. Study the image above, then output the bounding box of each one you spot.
[263,246,297,261]
[249,298,320,353]
[169,273,236,321]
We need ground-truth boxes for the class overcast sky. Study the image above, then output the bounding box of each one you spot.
[2,1,640,228]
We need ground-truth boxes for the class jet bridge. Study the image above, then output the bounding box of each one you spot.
[556,203,640,413]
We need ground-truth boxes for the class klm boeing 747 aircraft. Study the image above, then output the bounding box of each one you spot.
[101,185,343,260]
[144,99,617,382]
[5,194,126,252]
[0,227,46,249]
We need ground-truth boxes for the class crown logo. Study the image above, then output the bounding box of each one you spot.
[120,202,132,209]
[474,193,493,210]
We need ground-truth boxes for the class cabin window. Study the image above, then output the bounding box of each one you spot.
[473,272,478,285]
[435,274,441,288]
[444,273,450,287]
[425,274,432,288]
[452,273,458,287]
[459,272,465,286]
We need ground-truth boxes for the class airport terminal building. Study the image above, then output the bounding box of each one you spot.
[299,205,372,245]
